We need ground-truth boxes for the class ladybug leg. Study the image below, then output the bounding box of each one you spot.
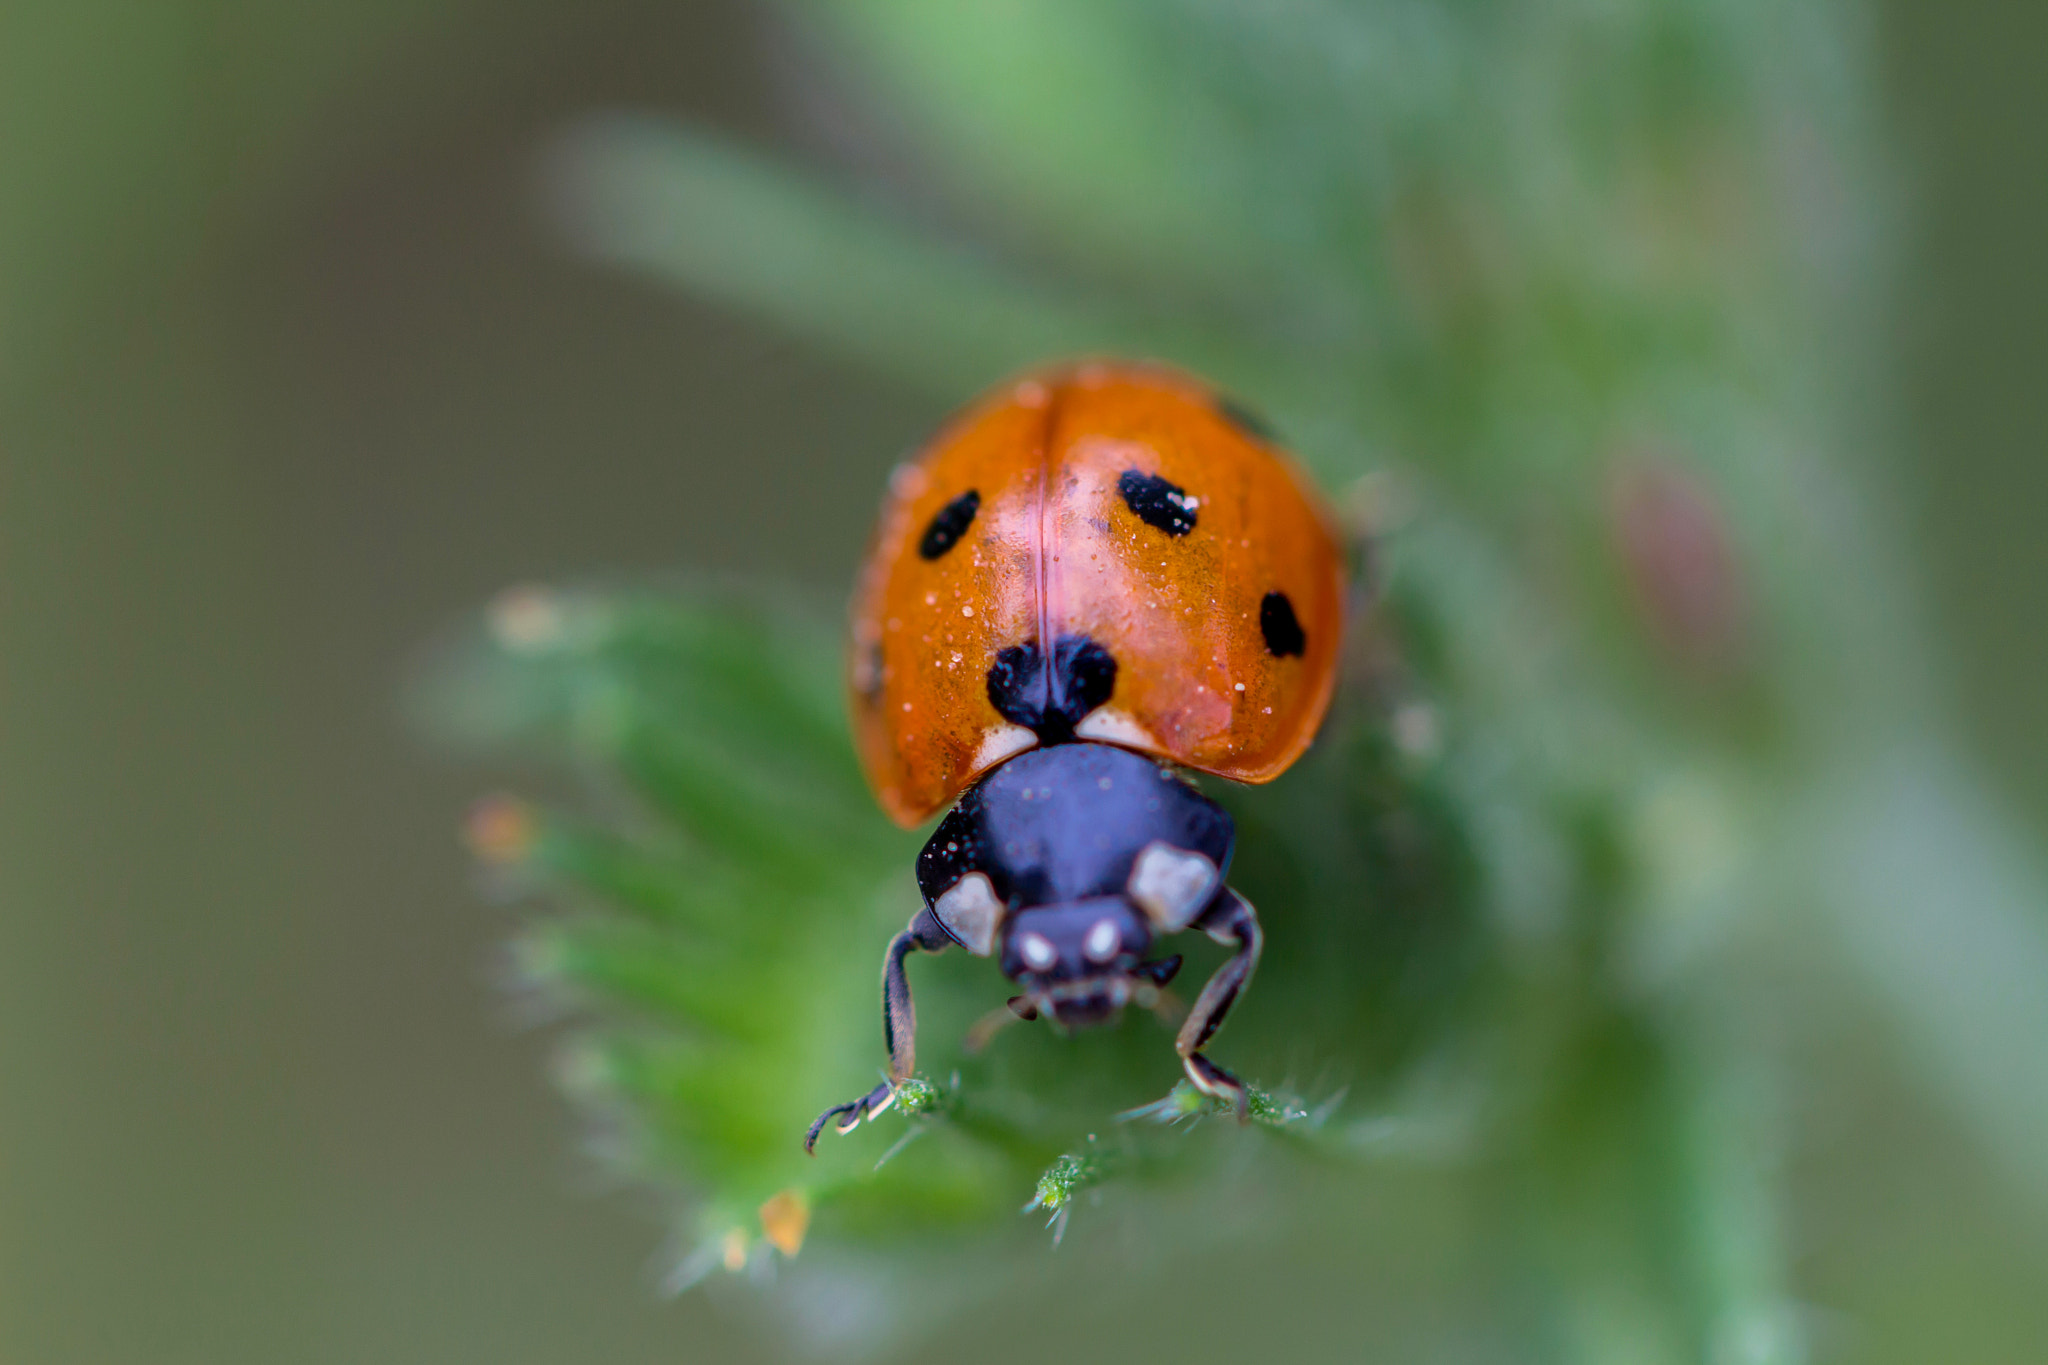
[882,906,952,1082]
[805,908,951,1153]
[1174,888,1262,1121]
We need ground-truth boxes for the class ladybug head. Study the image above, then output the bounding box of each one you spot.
[997,897,1179,1029]
[916,744,1230,1032]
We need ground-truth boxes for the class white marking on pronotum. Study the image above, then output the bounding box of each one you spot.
[971,723,1037,776]
[1073,706,1162,752]
[932,872,1002,956]
[1084,918,1121,963]
[1127,841,1221,931]
[1018,932,1058,972]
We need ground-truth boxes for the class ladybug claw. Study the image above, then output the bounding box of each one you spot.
[1183,1053,1250,1123]
[805,1079,896,1154]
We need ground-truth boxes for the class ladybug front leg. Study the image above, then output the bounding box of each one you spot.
[805,907,951,1153]
[1174,888,1262,1120]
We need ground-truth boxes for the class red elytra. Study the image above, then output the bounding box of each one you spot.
[849,361,1346,827]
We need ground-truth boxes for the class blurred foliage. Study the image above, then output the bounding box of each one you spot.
[427,0,2048,1360]
[0,0,493,391]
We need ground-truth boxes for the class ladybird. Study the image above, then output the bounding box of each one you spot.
[809,361,1345,1151]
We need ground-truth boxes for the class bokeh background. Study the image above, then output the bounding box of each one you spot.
[2,3,2043,1363]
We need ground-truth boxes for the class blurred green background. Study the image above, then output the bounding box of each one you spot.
[1,3,2043,1363]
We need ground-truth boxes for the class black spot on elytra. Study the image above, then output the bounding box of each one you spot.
[1260,591,1306,657]
[919,489,980,559]
[1216,394,1280,444]
[1117,469,1198,537]
[987,635,1117,743]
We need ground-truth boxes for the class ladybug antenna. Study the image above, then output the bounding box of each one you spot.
[1143,984,1188,1031]
[963,996,1039,1055]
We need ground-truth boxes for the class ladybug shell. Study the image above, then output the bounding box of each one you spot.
[849,361,1346,828]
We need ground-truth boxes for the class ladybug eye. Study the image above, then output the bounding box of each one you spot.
[1127,841,1221,931]
[1083,919,1121,963]
[1017,932,1058,973]
[932,872,1001,956]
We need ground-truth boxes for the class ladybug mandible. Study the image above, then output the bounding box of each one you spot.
[808,361,1345,1152]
